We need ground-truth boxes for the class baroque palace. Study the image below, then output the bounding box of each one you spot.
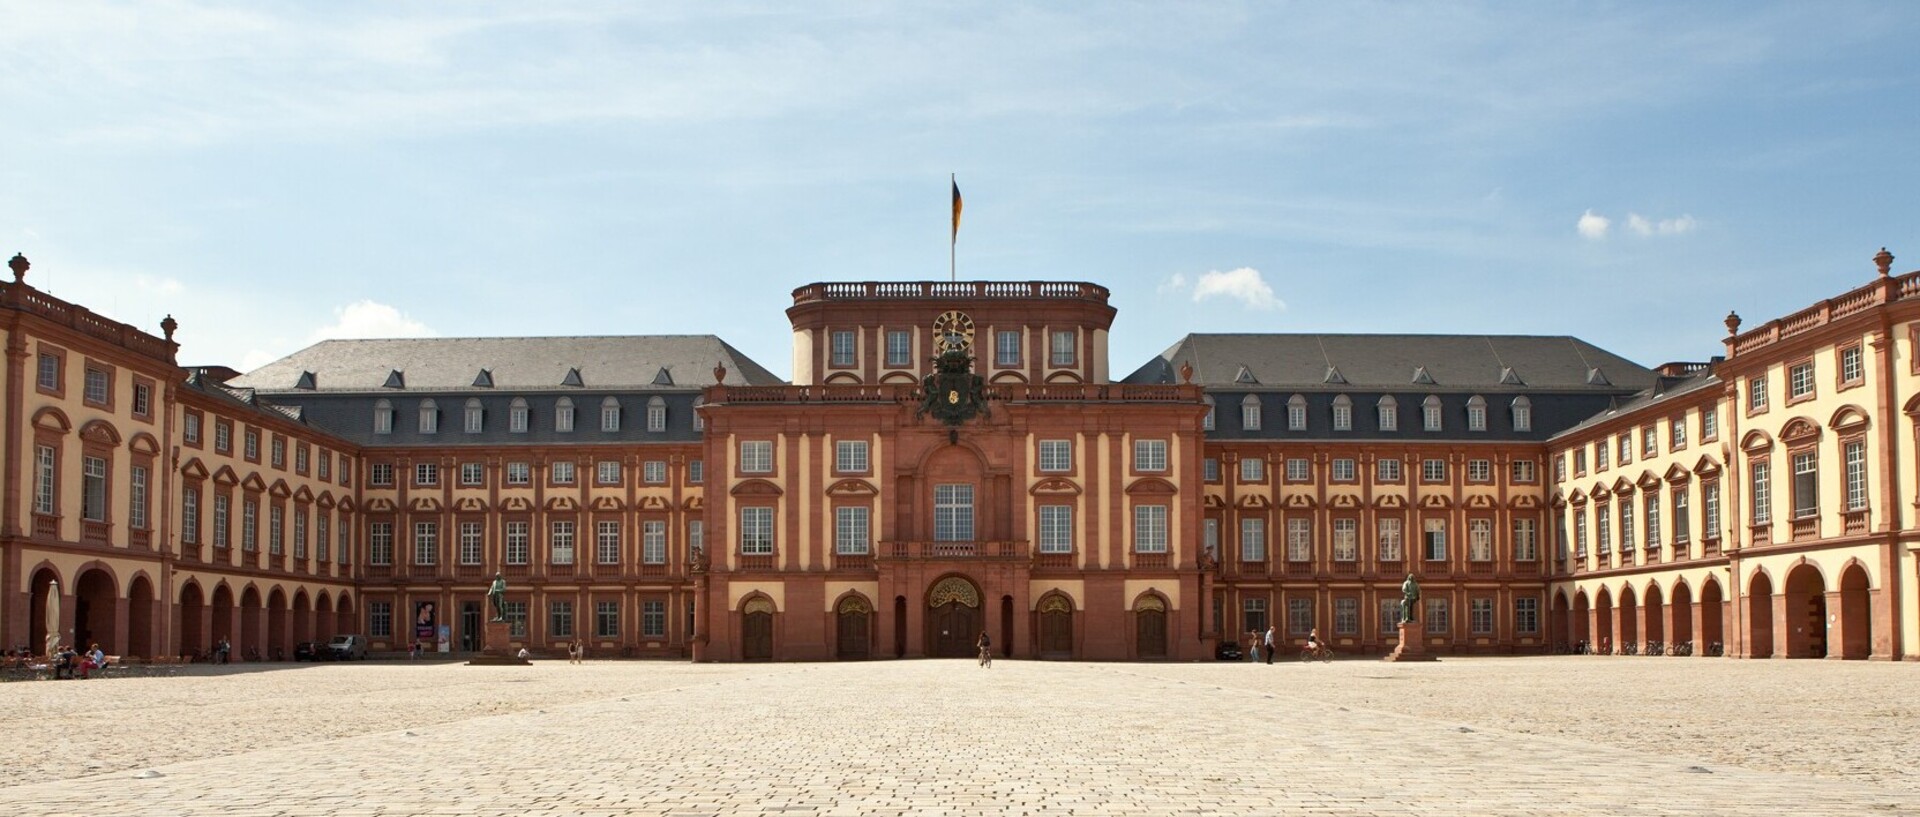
[1,249,1914,662]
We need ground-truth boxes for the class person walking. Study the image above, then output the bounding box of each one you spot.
[216,636,231,665]
[1246,631,1259,663]
[976,631,993,668]
[1263,625,1276,665]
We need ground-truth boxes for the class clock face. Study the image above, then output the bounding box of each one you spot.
[932,310,975,354]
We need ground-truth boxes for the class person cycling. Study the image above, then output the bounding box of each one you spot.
[976,632,993,668]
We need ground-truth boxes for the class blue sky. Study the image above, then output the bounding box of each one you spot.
[3,2,1917,380]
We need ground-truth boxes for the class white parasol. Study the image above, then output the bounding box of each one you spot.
[43,579,60,658]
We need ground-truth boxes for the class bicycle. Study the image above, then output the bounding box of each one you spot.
[977,645,993,669]
[1298,643,1332,663]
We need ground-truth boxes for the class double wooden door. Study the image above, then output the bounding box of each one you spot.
[742,611,773,661]
[928,602,978,657]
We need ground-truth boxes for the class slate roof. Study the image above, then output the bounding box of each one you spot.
[230,336,785,393]
[1122,334,1656,392]
[1549,365,1723,441]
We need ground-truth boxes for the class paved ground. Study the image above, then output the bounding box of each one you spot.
[0,656,1914,816]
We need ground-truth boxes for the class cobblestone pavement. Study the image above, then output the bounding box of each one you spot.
[0,657,1914,816]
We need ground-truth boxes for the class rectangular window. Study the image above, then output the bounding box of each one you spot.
[1285,517,1311,561]
[1468,519,1492,561]
[1510,460,1536,483]
[1287,598,1313,635]
[550,601,574,638]
[370,463,396,487]
[1049,329,1076,366]
[834,507,870,555]
[995,330,1021,367]
[597,460,621,485]
[1618,496,1635,553]
[688,519,704,554]
[1202,458,1219,481]
[1334,597,1359,636]
[1791,451,1818,519]
[1283,458,1306,482]
[1422,401,1442,431]
[836,440,870,473]
[316,513,329,562]
[1788,361,1814,399]
[292,508,307,558]
[830,329,856,366]
[1331,458,1355,481]
[601,402,621,432]
[1037,440,1071,472]
[597,520,621,565]
[1422,518,1447,561]
[1672,416,1688,450]
[1574,449,1586,475]
[215,420,233,453]
[643,461,667,484]
[1748,375,1768,412]
[646,401,666,432]
[1037,505,1073,554]
[504,602,528,638]
[1287,401,1306,431]
[1331,518,1357,561]
[369,602,393,638]
[82,455,108,522]
[1840,345,1863,384]
[1702,407,1719,440]
[1597,505,1613,554]
[505,521,530,565]
[319,451,334,481]
[1133,439,1167,472]
[1333,402,1352,431]
[1203,401,1215,431]
[598,601,622,639]
[1380,600,1402,635]
[1645,493,1662,549]
[1595,441,1608,471]
[550,520,575,564]
[1555,454,1567,482]
[1574,508,1588,557]
[934,483,975,541]
[83,367,110,405]
[213,495,230,549]
[1242,457,1266,482]
[1642,426,1658,458]
[244,429,259,461]
[1421,458,1446,483]
[740,441,773,473]
[642,520,667,564]
[182,487,199,543]
[1240,517,1266,562]
[242,499,258,551]
[1376,458,1402,482]
[556,402,575,432]
[1425,599,1450,634]
[1242,599,1268,634]
[1673,488,1691,544]
[688,460,704,484]
[294,444,309,474]
[1133,505,1168,553]
[1242,399,1262,431]
[1617,433,1632,465]
[460,522,483,566]
[1378,402,1397,431]
[1515,597,1540,635]
[739,507,774,554]
[413,521,437,565]
[1467,403,1486,432]
[505,462,530,485]
[1467,459,1490,482]
[369,522,394,565]
[552,461,575,485]
[1469,598,1494,635]
[510,404,529,433]
[184,413,202,444]
[1376,518,1402,562]
[465,404,483,433]
[887,330,913,367]
[1513,400,1532,432]
[641,600,666,638]
[1512,518,1537,561]
[416,462,438,486]
[1751,460,1772,525]
[1845,440,1868,511]
[461,462,484,486]
[37,352,59,391]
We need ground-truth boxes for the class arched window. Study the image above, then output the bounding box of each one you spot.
[509,397,529,433]
[646,396,667,432]
[1202,395,1215,431]
[373,399,393,434]
[600,396,621,432]
[1331,395,1353,431]
[464,398,484,434]
[1466,395,1487,432]
[1376,396,1397,432]
[1511,396,1532,433]
[555,397,575,433]
[1241,395,1262,431]
[1422,395,1443,432]
[1287,394,1308,431]
[418,399,438,434]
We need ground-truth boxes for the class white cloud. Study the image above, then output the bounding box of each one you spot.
[1156,272,1188,294]
[308,300,437,343]
[1626,213,1653,236]
[238,348,280,372]
[1189,267,1283,311]
[1624,212,1698,238]
[1577,209,1611,240]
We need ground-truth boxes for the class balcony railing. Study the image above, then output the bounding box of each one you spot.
[640,563,671,577]
[881,541,1028,560]
[832,554,872,571]
[1843,509,1870,535]
[791,280,1110,305]
[1791,517,1819,541]
[1,281,177,362]
[1133,552,1168,569]
[1701,538,1721,557]
[738,554,777,571]
[1237,561,1267,578]
[1033,552,1075,569]
[81,520,109,545]
[1331,561,1358,575]
[1468,561,1494,575]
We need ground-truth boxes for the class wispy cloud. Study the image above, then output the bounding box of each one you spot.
[1582,209,1697,240]
[1577,210,1611,240]
[309,300,437,343]
[1164,268,1283,310]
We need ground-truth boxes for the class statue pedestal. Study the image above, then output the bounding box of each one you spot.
[1384,621,1436,662]
[465,619,530,666]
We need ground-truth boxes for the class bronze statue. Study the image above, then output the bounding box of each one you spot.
[487,573,508,622]
[1400,573,1420,623]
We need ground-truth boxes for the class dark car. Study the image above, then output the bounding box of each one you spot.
[293,641,331,661]
[1215,640,1243,661]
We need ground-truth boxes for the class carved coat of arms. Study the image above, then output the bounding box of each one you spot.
[917,348,990,426]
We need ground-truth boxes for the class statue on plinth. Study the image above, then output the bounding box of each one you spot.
[487,573,508,622]
[1400,573,1421,623]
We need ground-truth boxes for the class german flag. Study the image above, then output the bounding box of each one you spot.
[951,178,963,244]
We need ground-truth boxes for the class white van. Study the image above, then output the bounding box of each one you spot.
[327,634,369,660]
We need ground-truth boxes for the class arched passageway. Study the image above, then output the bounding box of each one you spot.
[210,585,235,660]
[179,583,206,658]
[1836,563,1873,660]
[127,575,157,658]
[1782,564,1826,659]
[1700,578,1725,655]
[74,569,119,655]
[1748,572,1775,659]
[1643,584,1665,650]
[1617,585,1639,651]
[1593,588,1614,652]
[29,568,59,655]
[239,586,263,660]
[1670,582,1694,652]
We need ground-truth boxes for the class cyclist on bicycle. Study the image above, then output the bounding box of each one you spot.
[976,631,993,668]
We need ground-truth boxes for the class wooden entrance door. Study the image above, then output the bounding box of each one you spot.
[836,596,871,660]
[929,602,977,657]
[742,612,773,661]
[1137,610,1167,658]
[1037,594,1074,658]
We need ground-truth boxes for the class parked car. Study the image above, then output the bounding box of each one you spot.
[293,641,329,661]
[1215,640,1243,661]
[327,634,369,661]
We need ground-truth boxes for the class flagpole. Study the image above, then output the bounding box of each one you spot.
[950,173,956,282]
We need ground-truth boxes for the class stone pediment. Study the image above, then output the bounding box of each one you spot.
[1281,493,1315,509]
[637,495,670,511]
[501,497,533,512]
[545,496,578,512]
[1029,478,1082,496]
[182,458,210,480]
[1373,494,1406,510]
[454,497,488,512]
[1236,494,1271,510]
[409,497,441,513]
[1418,494,1451,509]
[731,478,784,497]
[590,496,626,511]
[365,497,398,512]
[1125,477,1178,496]
[1328,493,1361,509]
[827,479,880,497]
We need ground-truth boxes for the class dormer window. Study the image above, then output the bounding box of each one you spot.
[1422,395,1442,431]
[601,397,621,432]
[418,399,438,434]
[1466,395,1487,432]
[1332,395,1352,431]
[1377,396,1397,431]
[1287,395,1307,431]
[373,400,394,435]
[1241,395,1262,431]
[1511,396,1532,432]
[1202,395,1215,431]
[555,397,575,433]
[464,398,484,433]
[509,398,529,433]
[646,397,667,432]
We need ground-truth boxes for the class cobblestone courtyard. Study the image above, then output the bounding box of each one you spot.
[1,656,1914,816]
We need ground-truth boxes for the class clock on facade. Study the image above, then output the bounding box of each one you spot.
[932,310,975,355]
